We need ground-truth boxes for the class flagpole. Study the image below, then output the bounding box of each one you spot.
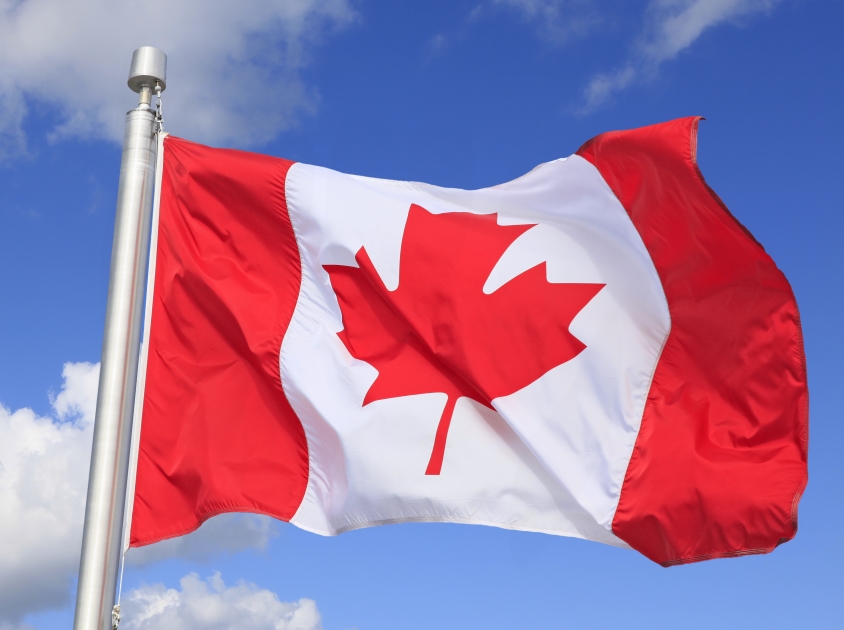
[73,47,166,630]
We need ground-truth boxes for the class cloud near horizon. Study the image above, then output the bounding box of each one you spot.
[0,362,281,625]
[120,572,322,630]
[0,0,356,161]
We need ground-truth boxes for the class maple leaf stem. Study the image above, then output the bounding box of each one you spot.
[425,395,458,475]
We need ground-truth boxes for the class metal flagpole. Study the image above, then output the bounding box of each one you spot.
[73,47,167,630]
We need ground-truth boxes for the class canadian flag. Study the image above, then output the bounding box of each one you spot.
[127,117,808,566]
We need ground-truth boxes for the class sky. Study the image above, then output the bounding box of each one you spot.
[0,0,842,628]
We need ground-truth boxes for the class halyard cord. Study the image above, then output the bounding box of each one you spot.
[113,531,128,628]
[154,83,164,134]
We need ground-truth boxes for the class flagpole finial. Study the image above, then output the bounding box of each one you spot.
[128,46,166,108]
[74,47,165,630]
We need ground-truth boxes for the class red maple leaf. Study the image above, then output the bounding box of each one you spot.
[324,205,604,475]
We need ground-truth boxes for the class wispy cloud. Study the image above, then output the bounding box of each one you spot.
[425,0,596,62]
[423,5,482,63]
[0,363,280,624]
[0,0,356,159]
[493,0,600,43]
[582,0,784,111]
[0,81,27,162]
[125,513,277,566]
[121,572,322,630]
[423,33,452,62]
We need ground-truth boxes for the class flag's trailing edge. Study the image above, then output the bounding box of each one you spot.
[577,118,808,564]
[128,117,808,566]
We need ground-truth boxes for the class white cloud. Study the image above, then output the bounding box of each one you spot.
[0,362,279,624]
[120,573,322,630]
[0,362,98,623]
[641,0,781,63]
[582,0,784,110]
[0,0,355,158]
[582,64,637,111]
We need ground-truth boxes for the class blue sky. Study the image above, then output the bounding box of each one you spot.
[1,0,842,628]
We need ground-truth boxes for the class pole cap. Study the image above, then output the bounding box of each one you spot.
[128,47,167,93]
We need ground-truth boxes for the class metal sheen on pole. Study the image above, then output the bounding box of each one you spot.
[73,47,166,630]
